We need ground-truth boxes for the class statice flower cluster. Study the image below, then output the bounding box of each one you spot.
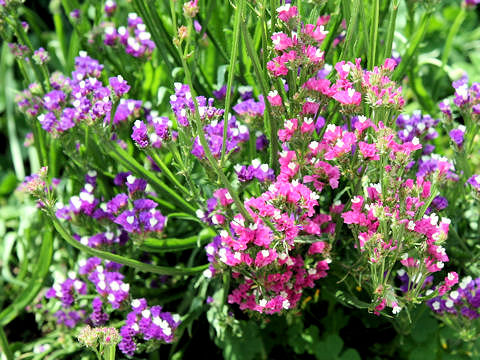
[168,83,250,160]
[103,13,155,58]
[16,52,141,134]
[440,74,480,119]
[44,260,115,329]
[118,299,181,356]
[199,6,457,317]
[396,111,439,143]
[131,110,175,149]
[234,159,275,183]
[56,170,166,244]
[44,252,181,356]
[427,275,480,341]
[204,180,332,314]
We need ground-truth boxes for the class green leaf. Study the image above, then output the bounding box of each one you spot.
[139,228,216,252]
[340,349,361,360]
[314,334,344,360]
[411,311,438,344]
[222,321,265,360]
[0,229,53,326]
[0,172,17,196]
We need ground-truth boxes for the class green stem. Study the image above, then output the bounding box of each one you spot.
[105,142,196,213]
[147,150,191,197]
[441,7,466,69]
[220,0,244,167]
[0,229,53,327]
[171,0,253,222]
[368,0,380,69]
[340,0,361,61]
[382,0,399,62]
[48,210,208,276]
[240,21,278,173]
[0,327,13,360]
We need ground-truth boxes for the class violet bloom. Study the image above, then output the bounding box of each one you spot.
[125,175,147,194]
[109,75,130,97]
[213,85,228,100]
[70,9,80,20]
[90,297,109,325]
[104,0,117,15]
[439,100,452,118]
[256,132,269,151]
[131,120,149,148]
[467,175,480,192]
[432,196,448,211]
[449,126,465,147]
[233,97,265,118]
[115,210,140,233]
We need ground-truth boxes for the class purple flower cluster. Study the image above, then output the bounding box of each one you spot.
[44,257,123,330]
[233,95,265,126]
[119,299,181,356]
[169,84,251,159]
[57,170,166,240]
[45,276,87,308]
[103,13,155,58]
[17,52,141,133]
[80,257,130,309]
[56,171,100,220]
[234,159,275,183]
[395,111,439,143]
[131,111,174,149]
[449,125,466,148]
[191,117,249,160]
[428,276,480,319]
[170,83,225,127]
[467,174,480,192]
[55,310,86,328]
[113,197,166,234]
[416,154,455,179]
[445,74,480,115]
[90,297,109,326]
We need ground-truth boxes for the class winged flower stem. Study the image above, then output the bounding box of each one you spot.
[220,0,245,167]
[171,0,253,223]
[46,208,209,275]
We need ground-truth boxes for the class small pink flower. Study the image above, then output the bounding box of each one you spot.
[276,4,298,22]
[332,88,362,105]
[308,241,326,255]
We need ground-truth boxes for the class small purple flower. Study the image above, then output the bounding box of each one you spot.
[256,132,269,151]
[109,75,130,97]
[125,175,147,194]
[115,210,140,233]
[449,126,465,147]
[439,100,452,118]
[107,193,129,214]
[432,196,448,211]
[467,175,480,192]
[90,297,109,325]
[70,9,80,20]
[131,120,149,148]
[104,0,117,15]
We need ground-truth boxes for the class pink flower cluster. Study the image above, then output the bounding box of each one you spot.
[204,180,332,314]
[267,6,327,78]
